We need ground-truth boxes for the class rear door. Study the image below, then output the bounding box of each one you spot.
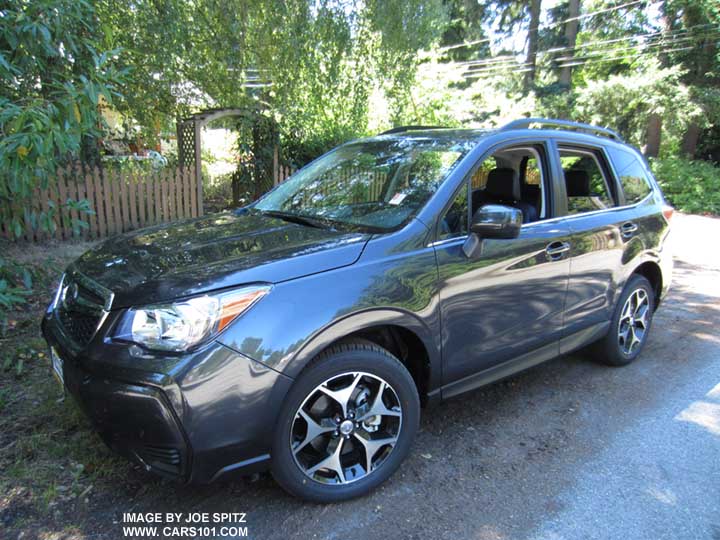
[553,140,640,348]
[606,145,667,249]
[434,140,572,394]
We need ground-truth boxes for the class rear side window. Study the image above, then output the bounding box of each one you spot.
[608,148,653,205]
[559,149,614,214]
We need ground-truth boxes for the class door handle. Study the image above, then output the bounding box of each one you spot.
[621,221,638,238]
[545,241,571,260]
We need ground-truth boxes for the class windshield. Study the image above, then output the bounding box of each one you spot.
[254,137,475,231]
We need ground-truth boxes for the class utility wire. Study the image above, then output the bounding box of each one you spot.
[543,0,645,30]
[433,36,719,77]
[460,42,717,78]
[428,26,720,76]
[437,0,646,52]
[451,23,719,69]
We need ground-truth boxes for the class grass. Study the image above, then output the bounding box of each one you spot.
[0,240,129,531]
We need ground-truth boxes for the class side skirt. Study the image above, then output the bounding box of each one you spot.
[439,321,610,400]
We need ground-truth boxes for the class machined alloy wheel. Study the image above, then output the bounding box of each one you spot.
[617,288,650,355]
[290,371,402,485]
[271,339,419,502]
[592,274,655,366]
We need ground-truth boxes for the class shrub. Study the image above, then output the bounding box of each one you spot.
[650,157,720,215]
[0,255,34,335]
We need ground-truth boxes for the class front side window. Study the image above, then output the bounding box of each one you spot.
[255,138,475,231]
[438,144,548,239]
[560,149,614,214]
[608,148,652,204]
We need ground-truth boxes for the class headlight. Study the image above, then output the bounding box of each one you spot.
[115,284,271,352]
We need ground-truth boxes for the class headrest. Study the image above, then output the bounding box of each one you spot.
[565,170,590,197]
[486,168,520,201]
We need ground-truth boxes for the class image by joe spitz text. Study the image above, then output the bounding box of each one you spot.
[121,512,248,538]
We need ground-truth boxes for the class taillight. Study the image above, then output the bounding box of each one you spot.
[662,204,674,223]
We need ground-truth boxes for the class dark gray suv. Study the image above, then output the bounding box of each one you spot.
[42,118,673,502]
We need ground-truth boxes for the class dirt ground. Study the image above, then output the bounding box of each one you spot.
[1,213,718,540]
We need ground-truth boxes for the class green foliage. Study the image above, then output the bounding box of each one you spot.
[0,255,36,334]
[650,157,720,215]
[94,0,448,167]
[560,60,701,154]
[0,0,125,238]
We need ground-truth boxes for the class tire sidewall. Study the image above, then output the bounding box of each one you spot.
[271,345,420,502]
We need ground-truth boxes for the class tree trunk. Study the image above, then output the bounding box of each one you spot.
[658,0,677,67]
[559,0,580,87]
[643,113,662,158]
[681,123,701,158]
[523,0,542,93]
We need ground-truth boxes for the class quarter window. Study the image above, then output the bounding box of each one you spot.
[609,148,652,205]
[559,149,614,214]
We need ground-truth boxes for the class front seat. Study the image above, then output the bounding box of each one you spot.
[472,168,538,223]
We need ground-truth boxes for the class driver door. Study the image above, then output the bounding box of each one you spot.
[433,142,572,396]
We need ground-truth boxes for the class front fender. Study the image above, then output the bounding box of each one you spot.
[216,224,442,389]
[288,307,442,390]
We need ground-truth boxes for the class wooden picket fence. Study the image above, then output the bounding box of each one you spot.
[274,163,294,186]
[1,165,202,242]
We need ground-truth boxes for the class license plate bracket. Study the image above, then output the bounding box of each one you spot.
[50,347,65,392]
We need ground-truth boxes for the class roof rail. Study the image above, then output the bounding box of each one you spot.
[380,125,446,135]
[501,118,623,142]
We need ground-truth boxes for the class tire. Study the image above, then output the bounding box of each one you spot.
[594,274,655,366]
[271,339,420,503]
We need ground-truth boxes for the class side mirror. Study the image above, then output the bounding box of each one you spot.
[463,205,522,258]
[470,204,523,239]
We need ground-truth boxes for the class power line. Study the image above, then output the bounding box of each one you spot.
[426,25,720,77]
[553,30,720,63]
[437,0,646,53]
[546,22,718,55]
[458,35,719,77]
[450,23,719,70]
[543,0,645,30]
[459,41,717,79]
[555,43,711,69]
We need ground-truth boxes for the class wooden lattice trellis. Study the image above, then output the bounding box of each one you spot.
[176,108,286,209]
[177,108,255,216]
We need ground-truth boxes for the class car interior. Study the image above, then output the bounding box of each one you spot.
[558,150,614,214]
[470,147,546,224]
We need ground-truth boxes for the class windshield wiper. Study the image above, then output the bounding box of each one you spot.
[259,210,334,230]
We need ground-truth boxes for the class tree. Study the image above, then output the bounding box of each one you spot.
[524,0,542,92]
[0,0,124,237]
[439,0,491,61]
[572,60,700,154]
[95,0,448,163]
[558,0,580,87]
[657,0,720,158]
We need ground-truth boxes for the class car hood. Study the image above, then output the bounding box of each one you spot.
[73,211,371,309]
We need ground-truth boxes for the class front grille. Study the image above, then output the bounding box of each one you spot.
[57,306,102,346]
[53,272,113,348]
[140,445,183,475]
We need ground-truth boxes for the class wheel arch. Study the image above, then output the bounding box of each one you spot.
[288,309,441,406]
[631,260,663,306]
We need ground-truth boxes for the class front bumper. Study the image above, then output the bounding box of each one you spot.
[42,311,294,483]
